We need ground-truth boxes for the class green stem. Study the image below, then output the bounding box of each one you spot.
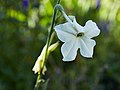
[42,0,61,73]
[34,0,61,90]
[42,0,61,74]
[34,75,41,90]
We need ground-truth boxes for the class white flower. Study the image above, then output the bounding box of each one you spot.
[54,16,100,61]
[32,42,59,74]
[32,45,47,74]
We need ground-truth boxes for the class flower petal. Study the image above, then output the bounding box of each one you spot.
[54,22,76,42]
[84,20,100,38]
[78,36,96,57]
[61,39,78,61]
[32,56,42,74]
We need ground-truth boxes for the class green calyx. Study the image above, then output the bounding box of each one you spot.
[55,4,64,12]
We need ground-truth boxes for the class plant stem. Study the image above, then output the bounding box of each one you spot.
[42,0,61,76]
[34,75,41,90]
[34,0,61,90]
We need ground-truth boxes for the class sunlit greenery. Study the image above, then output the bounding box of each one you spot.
[0,0,120,90]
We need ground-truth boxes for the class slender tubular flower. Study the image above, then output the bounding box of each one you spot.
[32,45,47,74]
[54,16,100,61]
[32,41,59,74]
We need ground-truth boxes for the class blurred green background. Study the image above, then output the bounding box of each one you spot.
[0,0,120,90]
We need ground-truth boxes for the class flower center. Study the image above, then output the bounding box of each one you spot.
[77,32,84,37]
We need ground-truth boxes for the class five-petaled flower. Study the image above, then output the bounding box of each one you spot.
[54,16,100,61]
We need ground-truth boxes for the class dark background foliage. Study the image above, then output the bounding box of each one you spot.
[0,0,120,90]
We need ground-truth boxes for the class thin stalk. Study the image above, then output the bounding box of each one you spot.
[42,0,61,73]
[61,10,72,24]
[34,0,61,90]
[42,0,61,75]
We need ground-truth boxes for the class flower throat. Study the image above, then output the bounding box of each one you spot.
[77,32,84,37]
